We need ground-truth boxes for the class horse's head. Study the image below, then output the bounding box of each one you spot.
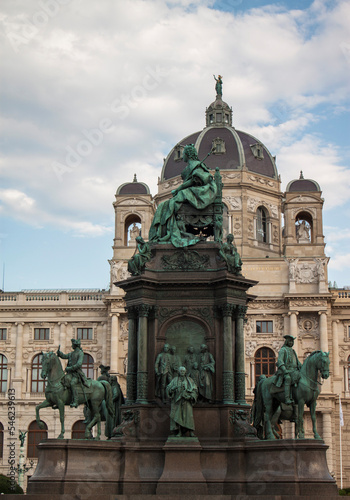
[40,351,55,380]
[318,351,330,379]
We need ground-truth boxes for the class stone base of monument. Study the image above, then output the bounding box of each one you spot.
[26,436,339,498]
[156,437,208,495]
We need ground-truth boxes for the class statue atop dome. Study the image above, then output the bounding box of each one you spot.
[213,74,223,97]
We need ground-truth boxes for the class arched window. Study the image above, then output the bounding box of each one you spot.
[31,354,46,393]
[295,211,312,243]
[82,354,94,379]
[27,420,48,458]
[0,354,8,393]
[72,420,86,439]
[255,347,276,385]
[0,422,3,459]
[256,206,268,243]
[124,214,141,246]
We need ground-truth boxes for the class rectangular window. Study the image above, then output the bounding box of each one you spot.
[256,321,273,333]
[34,328,50,340]
[77,327,93,340]
[348,325,350,338]
[0,328,7,340]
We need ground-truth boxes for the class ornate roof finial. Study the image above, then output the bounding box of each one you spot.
[213,74,223,98]
[299,170,304,179]
[133,174,137,182]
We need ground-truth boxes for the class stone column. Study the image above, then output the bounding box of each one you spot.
[344,365,349,395]
[289,312,299,356]
[235,305,247,404]
[322,411,333,474]
[13,322,24,397]
[221,304,235,404]
[250,361,255,395]
[137,304,151,404]
[332,321,340,378]
[58,322,67,353]
[319,312,328,352]
[110,313,120,373]
[126,307,137,404]
[101,322,108,365]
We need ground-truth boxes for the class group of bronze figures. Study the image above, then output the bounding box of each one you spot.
[35,139,330,441]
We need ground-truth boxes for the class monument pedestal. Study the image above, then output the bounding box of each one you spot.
[26,436,339,499]
[156,437,207,495]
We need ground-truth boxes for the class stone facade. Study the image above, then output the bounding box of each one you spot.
[0,90,349,491]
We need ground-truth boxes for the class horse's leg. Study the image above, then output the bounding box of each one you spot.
[36,399,51,429]
[57,400,65,439]
[297,399,305,439]
[310,400,321,439]
[264,399,275,440]
[85,401,101,439]
[271,405,281,438]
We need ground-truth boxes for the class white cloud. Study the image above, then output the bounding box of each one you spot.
[0,0,350,285]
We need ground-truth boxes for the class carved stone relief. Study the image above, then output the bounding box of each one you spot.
[244,317,254,337]
[221,172,240,180]
[296,263,318,284]
[298,314,319,338]
[247,198,278,218]
[248,175,274,188]
[272,340,284,352]
[233,217,242,236]
[291,299,326,308]
[119,317,129,341]
[247,218,254,236]
[245,340,257,357]
[223,196,242,210]
[248,301,284,310]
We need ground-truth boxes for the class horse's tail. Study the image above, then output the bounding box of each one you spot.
[101,380,115,418]
[252,375,266,430]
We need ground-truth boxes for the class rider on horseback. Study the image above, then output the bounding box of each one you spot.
[275,334,302,405]
[57,339,89,408]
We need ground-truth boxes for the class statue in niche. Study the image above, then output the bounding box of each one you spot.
[148,144,218,248]
[191,362,200,389]
[199,344,215,402]
[127,236,152,275]
[184,346,197,377]
[296,220,310,242]
[170,345,181,378]
[155,343,172,402]
[166,366,198,437]
[129,223,140,243]
[213,74,223,96]
[218,233,242,274]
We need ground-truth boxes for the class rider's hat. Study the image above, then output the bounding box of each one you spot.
[283,334,296,340]
[71,338,81,346]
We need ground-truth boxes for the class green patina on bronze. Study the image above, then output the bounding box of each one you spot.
[128,236,152,276]
[252,348,330,440]
[36,349,115,440]
[219,233,242,275]
[149,144,219,247]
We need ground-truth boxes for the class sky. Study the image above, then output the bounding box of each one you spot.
[0,0,349,291]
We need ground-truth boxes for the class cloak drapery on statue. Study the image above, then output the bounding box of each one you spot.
[149,144,218,247]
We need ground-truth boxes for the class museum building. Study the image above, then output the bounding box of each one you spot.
[0,87,350,489]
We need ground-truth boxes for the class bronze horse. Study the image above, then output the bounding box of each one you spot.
[253,351,330,440]
[36,351,114,439]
